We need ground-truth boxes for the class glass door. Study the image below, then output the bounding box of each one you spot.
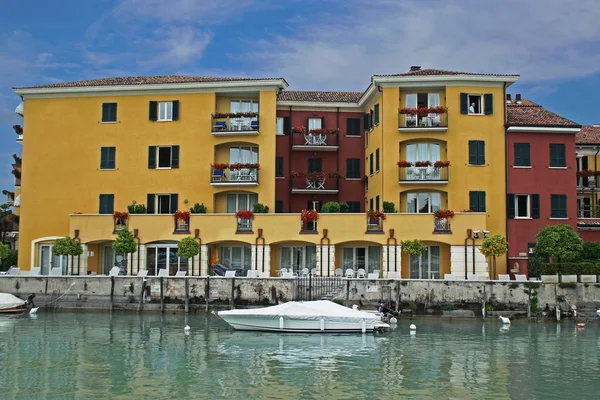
[356,248,366,271]
[40,245,51,275]
[103,246,114,275]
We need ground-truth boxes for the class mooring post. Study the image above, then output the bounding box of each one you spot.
[205,277,210,313]
[395,281,400,313]
[138,279,146,312]
[230,278,235,309]
[160,277,164,314]
[482,284,486,319]
[184,277,190,313]
[110,276,115,312]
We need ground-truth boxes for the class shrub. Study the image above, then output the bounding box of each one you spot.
[190,203,207,214]
[401,239,426,256]
[580,242,600,262]
[52,237,83,256]
[537,262,600,275]
[383,201,396,213]
[339,202,349,213]
[536,224,583,262]
[252,203,269,213]
[0,249,17,271]
[320,202,341,213]
[177,236,200,259]
[127,201,147,214]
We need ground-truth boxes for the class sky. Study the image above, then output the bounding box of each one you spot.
[1,0,600,190]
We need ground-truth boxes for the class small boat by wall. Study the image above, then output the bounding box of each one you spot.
[218,300,390,333]
[0,293,29,314]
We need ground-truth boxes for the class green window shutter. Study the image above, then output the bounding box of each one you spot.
[479,191,486,213]
[148,146,156,169]
[100,147,108,169]
[99,194,114,214]
[469,191,478,212]
[507,194,515,218]
[283,117,291,135]
[347,118,360,136]
[369,154,374,175]
[460,93,468,114]
[551,194,558,218]
[170,194,178,214]
[276,157,284,177]
[171,145,179,168]
[376,149,380,171]
[550,144,566,167]
[374,104,380,125]
[484,93,493,115]
[149,101,158,121]
[108,147,116,169]
[363,114,370,131]
[102,103,109,122]
[147,194,155,214]
[308,158,322,173]
[514,143,530,166]
[469,141,484,165]
[531,194,540,218]
[370,110,374,129]
[172,100,179,121]
[275,200,283,213]
[477,141,485,165]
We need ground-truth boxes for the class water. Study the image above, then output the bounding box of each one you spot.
[1,312,599,399]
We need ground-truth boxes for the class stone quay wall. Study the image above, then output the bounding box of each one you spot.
[1,277,598,318]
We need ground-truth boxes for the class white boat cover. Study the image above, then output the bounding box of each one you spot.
[219,300,379,322]
[0,293,26,310]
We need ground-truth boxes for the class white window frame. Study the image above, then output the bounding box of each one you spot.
[220,245,252,273]
[406,143,441,162]
[308,118,322,130]
[157,146,172,169]
[146,245,188,275]
[409,245,441,279]
[39,244,68,275]
[514,194,530,219]
[158,101,173,121]
[226,193,258,213]
[468,94,483,115]
[156,194,172,215]
[405,93,439,108]
[406,192,442,214]
[276,117,284,135]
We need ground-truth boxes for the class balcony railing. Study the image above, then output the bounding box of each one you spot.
[211,115,259,134]
[291,174,340,193]
[301,220,318,233]
[399,113,448,130]
[237,217,253,232]
[399,166,449,183]
[210,165,259,184]
[434,217,451,233]
[174,218,190,233]
[366,217,384,232]
[292,132,339,150]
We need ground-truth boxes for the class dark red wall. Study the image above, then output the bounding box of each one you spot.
[507,131,577,274]
[276,109,365,212]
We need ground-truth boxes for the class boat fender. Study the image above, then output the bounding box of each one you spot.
[410,324,417,331]
[279,316,284,330]
[320,318,325,331]
[390,317,398,324]
[361,320,366,333]
[352,305,359,311]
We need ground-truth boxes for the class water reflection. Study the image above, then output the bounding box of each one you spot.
[0,313,599,399]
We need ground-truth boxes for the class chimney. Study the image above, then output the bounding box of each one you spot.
[516,94,522,104]
[506,94,512,104]
[410,65,421,72]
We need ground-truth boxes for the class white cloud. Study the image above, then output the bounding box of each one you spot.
[244,0,600,90]
[114,0,257,23]
[140,27,213,69]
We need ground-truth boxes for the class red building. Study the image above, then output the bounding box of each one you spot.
[505,95,581,275]
[275,91,365,213]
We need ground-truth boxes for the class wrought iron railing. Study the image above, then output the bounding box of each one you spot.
[399,113,448,129]
[399,166,449,182]
[434,217,451,232]
[210,166,259,184]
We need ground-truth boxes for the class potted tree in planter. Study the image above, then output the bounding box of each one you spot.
[177,236,200,276]
[479,234,508,279]
[112,227,137,275]
[190,203,207,214]
[113,211,128,232]
[52,236,83,275]
[175,210,191,232]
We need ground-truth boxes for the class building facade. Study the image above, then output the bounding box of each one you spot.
[575,125,600,242]
[12,69,521,279]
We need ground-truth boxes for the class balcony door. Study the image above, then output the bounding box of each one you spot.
[39,244,68,275]
[102,245,126,275]
[342,246,380,274]
[229,146,258,181]
[410,246,441,279]
[226,193,258,213]
[405,143,441,180]
[230,100,258,130]
[406,192,441,213]
[146,245,188,276]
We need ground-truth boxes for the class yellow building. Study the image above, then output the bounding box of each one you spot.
[13,68,518,279]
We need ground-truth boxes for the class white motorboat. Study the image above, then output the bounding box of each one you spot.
[217,300,390,333]
[0,293,28,314]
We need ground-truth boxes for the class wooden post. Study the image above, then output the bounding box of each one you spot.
[160,277,164,314]
[110,276,115,312]
[184,278,190,313]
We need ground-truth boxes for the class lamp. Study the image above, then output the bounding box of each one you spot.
[473,230,481,239]
[483,230,490,238]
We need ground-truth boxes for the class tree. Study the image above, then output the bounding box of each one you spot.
[0,248,17,272]
[0,203,15,245]
[479,234,508,278]
[0,243,8,261]
[580,241,600,262]
[178,236,200,274]
[112,227,137,275]
[400,239,426,257]
[52,236,83,257]
[535,224,583,264]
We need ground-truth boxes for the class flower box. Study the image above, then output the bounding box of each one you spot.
[213,112,258,118]
[414,160,432,167]
[229,163,260,170]
[433,161,451,168]
[211,163,229,171]
[301,209,319,222]
[576,169,594,178]
[175,210,191,221]
[434,209,455,219]
[306,171,326,182]
[291,126,306,134]
[397,160,413,168]
[235,210,255,220]
[309,128,340,135]
[366,209,386,220]
[560,275,578,283]
[579,275,597,283]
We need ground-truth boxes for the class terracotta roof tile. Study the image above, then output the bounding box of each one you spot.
[506,99,580,128]
[14,75,287,89]
[576,125,600,144]
[277,90,363,103]
[374,68,519,77]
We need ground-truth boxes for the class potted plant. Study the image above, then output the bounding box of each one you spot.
[113,211,129,230]
[400,239,426,257]
[292,126,306,134]
[253,203,269,213]
[235,210,255,220]
[479,235,508,278]
[399,107,418,115]
[175,210,191,221]
[397,160,413,168]
[127,200,146,214]
[211,163,229,171]
[433,161,451,168]
[366,209,386,224]
[428,106,448,114]
[434,209,455,219]
[306,171,326,182]
[177,236,200,275]
[414,160,432,167]
[190,203,207,213]
[327,172,342,179]
[301,209,319,222]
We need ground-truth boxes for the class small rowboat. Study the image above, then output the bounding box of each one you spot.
[0,293,29,314]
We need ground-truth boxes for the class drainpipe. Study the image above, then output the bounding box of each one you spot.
[134,229,140,276]
[320,229,330,276]
[194,229,201,276]
[378,86,384,204]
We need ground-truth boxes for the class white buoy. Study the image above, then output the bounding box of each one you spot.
[596,309,600,317]
[498,316,511,325]
[279,316,284,330]
[29,307,39,315]
[184,325,191,331]
[320,318,325,331]
[390,317,398,324]
[409,324,416,331]
[361,320,366,333]
[352,305,359,310]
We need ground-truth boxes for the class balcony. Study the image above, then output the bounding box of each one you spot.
[398,109,448,132]
[210,164,259,186]
[236,217,253,233]
[434,217,451,233]
[291,173,340,194]
[211,113,259,136]
[366,216,384,233]
[292,130,339,151]
[398,164,449,184]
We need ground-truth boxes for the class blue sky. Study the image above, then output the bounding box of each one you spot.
[1,0,600,189]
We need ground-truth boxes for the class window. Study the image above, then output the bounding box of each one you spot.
[342,246,380,274]
[146,193,178,214]
[99,194,114,214]
[102,103,117,122]
[406,143,440,163]
[276,157,284,177]
[369,153,374,175]
[410,246,440,279]
[550,144,566,167]
[346,118,361,136]
[149,145,179,169]
[230,100,259,115]
[468,95,482,114]
[374,104,380,125]
[100,147,116,170]
[376,196,380,211]
[375,149,380,172]
[369,198,374,210]
[220,245,252,274]
[370,109,374,129]
[347,201,361,213]
[159,102,173,121]
[406,193,441,213]
[308,158,322,173]
[280,246,317,274]
[275,200,283,213]
[363,113,371,131]
[460,93,493,115]
[551,194,567,218]
[514,143,531,167]
[146,246,188,276]
[276,117,284,135]
[515,194,530,218]
[226,193,258,213]
[468,141,485,165]
[346,158,360,179]
[469,191,486,212]
[405,93,440,109]
[308,118,322,130]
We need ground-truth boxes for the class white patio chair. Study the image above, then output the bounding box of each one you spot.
[224,270,236,278]
[334,268,343,277]
[279,268,288,277]
[108,267,120,277]
[175,271,187,277]
[444,274,456,281]
[258,271,270,278]
[310,268,317,276]
[157,268,169,277]
[515,274,527,282]
[7,267,20,276]
[137,270,148,278]
[387,271,400,279]
[300,268,309,277]
[498,274,510,281]
[246,270,258,278]
[282,271,295,278]
[345,269,355,278]
[357,268,366,278]
[29,267,41,276]
[50,267,63,276]
[373,270,380,277]
[367,273,378,279]
[467,274,479,281]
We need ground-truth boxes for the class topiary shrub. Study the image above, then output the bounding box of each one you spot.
[320,202,341,213]
[383,201,396,213]
[190,203,207,213]
[252,203,269,213]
